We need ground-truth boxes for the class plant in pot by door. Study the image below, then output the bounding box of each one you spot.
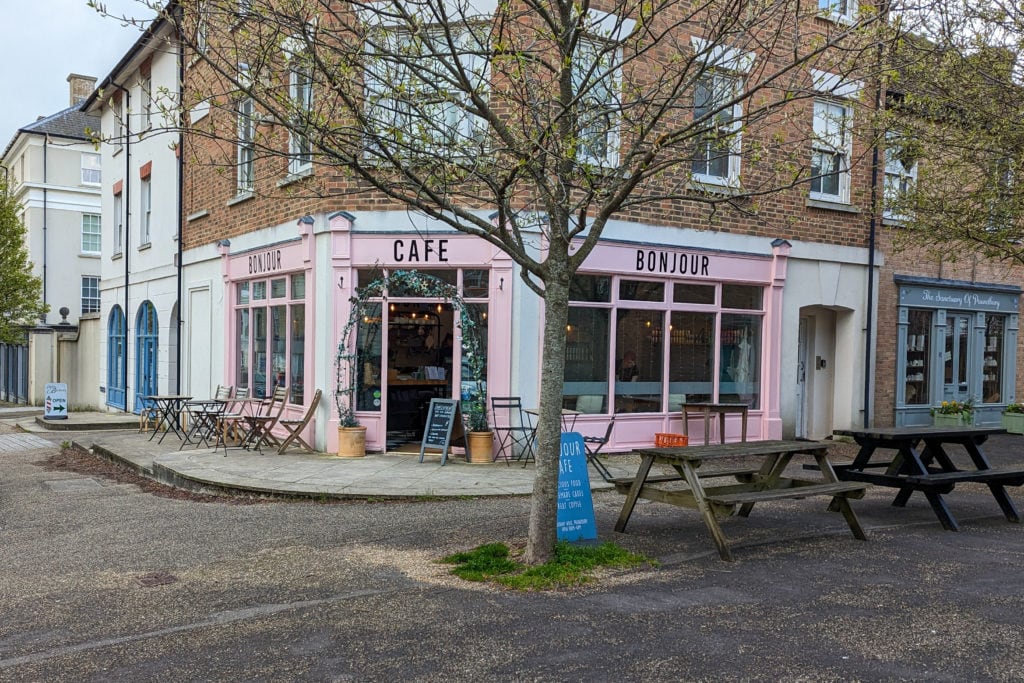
[931,399,974,427]
[1002,403,1024,434]
[336,406,367,458]
[464,395,493,464]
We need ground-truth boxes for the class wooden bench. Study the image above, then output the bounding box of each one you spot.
[608,465,760,489]
[705,481,865,506]
[904,467,1024,487]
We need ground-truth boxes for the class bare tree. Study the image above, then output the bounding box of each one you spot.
[98,0,887,563]
[883,0,1024,262]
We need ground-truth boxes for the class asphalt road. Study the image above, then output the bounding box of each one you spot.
[3,431,1024,681]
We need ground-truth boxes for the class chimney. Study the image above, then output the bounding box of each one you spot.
[67,74,97,106]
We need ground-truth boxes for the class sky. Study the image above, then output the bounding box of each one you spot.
[0,0,156,145]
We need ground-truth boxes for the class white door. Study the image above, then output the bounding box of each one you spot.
[796,318,808,439]
[188,288,212,398]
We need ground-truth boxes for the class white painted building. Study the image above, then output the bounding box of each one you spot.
[1,74,102,326]
[83,14,183,413]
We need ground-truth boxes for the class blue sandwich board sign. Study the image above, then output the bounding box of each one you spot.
[557,432,598,542]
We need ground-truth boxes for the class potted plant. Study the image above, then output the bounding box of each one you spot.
[336,405,367,458]
[931,399,974,427]
[463,393,493,464]
[1002,403,1024,434]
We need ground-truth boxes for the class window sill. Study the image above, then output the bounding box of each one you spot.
[138,242,152,251]
[227,191,254,207]
[186,209,210,222]
[277,166,313,187]
[113,252,123,261]
[806,198,860,214]
[816,11,856,26]
[688,179,743,196]
[79,252,101,259]
[113,147,123,158]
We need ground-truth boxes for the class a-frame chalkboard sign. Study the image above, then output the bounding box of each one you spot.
[419,399,465,465]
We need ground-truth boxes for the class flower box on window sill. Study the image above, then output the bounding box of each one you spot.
[1001,411,1024,434]
[933,412,968,428]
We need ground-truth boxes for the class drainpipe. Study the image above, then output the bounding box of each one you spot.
[42,134,48,323]
[175,30,184,394]
[864,17,888,429]
[111,82,132,412]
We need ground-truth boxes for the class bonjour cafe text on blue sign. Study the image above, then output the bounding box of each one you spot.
[557,432,598,542]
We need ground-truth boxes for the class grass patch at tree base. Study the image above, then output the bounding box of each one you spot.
[441,541,656,590]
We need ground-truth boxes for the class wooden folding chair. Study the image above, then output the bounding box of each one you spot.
[277,389,322,454]
[241,386,289,453]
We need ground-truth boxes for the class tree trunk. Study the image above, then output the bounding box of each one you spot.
[523,252,572,565]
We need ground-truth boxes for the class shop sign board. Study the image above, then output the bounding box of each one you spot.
[419,399,464,466]
[44,383,68,420]
[557,432,598,542]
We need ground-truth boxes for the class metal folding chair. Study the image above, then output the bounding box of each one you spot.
[582,417,615,482]
[490,396,536,466]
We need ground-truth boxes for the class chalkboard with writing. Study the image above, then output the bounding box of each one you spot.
[419,399,464,465]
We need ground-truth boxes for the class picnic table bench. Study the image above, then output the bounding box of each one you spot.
[833,426,1024,530]
[613,440,867,561]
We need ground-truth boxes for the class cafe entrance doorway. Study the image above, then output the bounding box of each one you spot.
[385,303,454,448]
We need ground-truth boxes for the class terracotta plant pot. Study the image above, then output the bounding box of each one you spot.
[337,426,367,458]
[466,431,494,464]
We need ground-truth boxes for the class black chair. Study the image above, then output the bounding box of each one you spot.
[582,418,615,482]
[491,396,536,466]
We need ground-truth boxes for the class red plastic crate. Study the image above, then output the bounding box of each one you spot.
[654,433,689,447]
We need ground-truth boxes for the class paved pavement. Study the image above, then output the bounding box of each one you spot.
[3,410,627,499]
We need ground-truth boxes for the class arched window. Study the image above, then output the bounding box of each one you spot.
[107,306,126,409]
[134,301,159,412]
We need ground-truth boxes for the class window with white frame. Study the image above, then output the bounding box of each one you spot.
[81,214,101,253]
[141,76,152,130]
[113,193,124,254]
[81,153,101,185]
[82,276,100,314]
[196,2,208,53]
[140,177,152,244]
[810,99,852,203]
[363,28,489,158]
[237,97,255,192]
[572,37,622,167]
[987,157,1016,232]
[692,73,742,185]
[884,132,917,222]
[287,52,313,175]
[819,0,857,23]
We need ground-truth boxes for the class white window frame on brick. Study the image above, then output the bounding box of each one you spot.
[691,72,743,187]
[363,27,490,159]
[818,0,858,24]
[140,177,152,244]
[81,213,102,254]
[237,96,256,193]
[81,153,102,185]
[114,193,124,254]
[883,132,917,222]
[286,40,314,176]
[810,99,852,203]
[81,276,101,314]
[572,36,622,168]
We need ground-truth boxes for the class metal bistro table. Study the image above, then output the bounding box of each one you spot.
[145,395,193,444]
[833,425,1024,531]
[613,440,867,561]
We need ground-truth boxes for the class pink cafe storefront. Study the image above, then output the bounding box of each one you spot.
[217,212,790,454]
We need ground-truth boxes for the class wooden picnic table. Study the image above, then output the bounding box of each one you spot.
[833,426,1024,531]
[613,440,867,561]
